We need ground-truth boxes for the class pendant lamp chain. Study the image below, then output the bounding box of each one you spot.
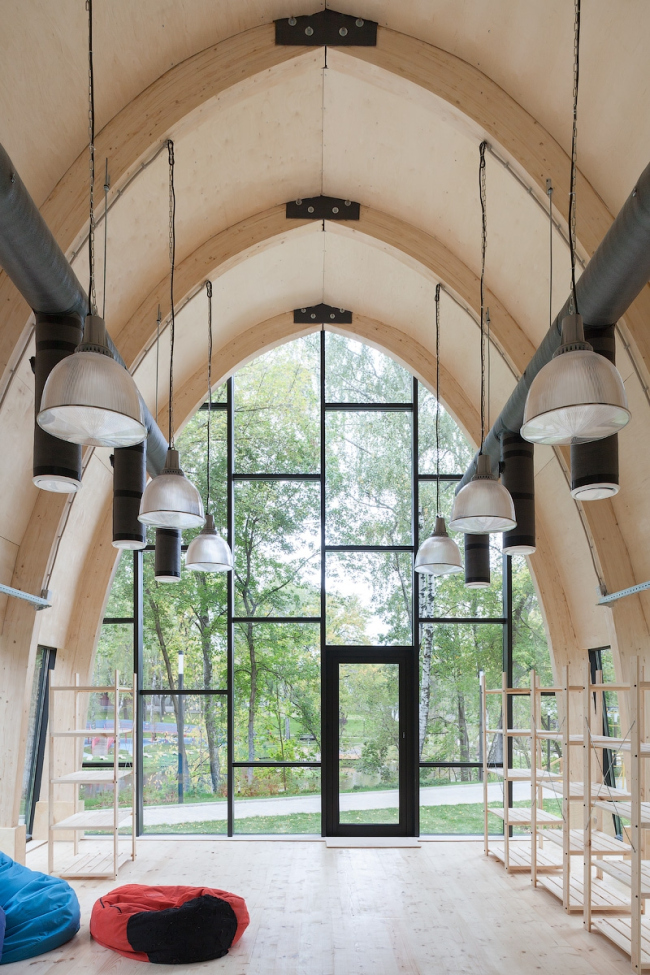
[478,140,487,453]
[167,139,176,448]
[205,280,213,513]
[569,0,581,315]
[435,283,441,517]
[86,0,97,317]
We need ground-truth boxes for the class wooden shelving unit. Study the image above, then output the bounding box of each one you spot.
[47,671,136,879]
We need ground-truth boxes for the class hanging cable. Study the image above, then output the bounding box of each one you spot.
[102,158,109,320]
[486,307,491,434]
[547,180,553,330]
[86,0,97,316]
[569,0,581,315]
[155,304,161,425]
[167,139,176,448]
[206,280,213,513]
[435,283,441,517]
[478,141,488,452]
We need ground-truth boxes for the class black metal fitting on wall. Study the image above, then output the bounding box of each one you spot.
[464,534,490,588]
[154,528,181,582]
[33,312,83,492]
[294,304,352,324]
[112,442,146,550]
[286,196,360,220]
[501,433,536,555]
[275,10,377,46]
[570,324,619,500]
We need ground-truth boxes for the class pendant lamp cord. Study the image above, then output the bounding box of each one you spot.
[486,307,491,434]
[102,158,109,320]
[478,140,488,453]
[206,281,213,512]
[86,0,97,317]
[569,0,581,316]
[167,139,176,448]
[435,283,441,517]
[155,305,161,425]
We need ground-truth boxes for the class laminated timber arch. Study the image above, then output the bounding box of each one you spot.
[1,10,650,827]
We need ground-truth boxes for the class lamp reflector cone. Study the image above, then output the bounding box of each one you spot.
[414,516,463,576]
[186,514,233,572]
[521,314,630,445]
[449,454,517,534]
[37,315,146,447]
[138,448,204,529]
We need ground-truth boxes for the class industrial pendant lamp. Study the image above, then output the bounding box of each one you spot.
[521,0,629,446]
[37,0,145,449]
[450,145,516,535]
[139,141,204,530]
[415,286,462,576]
[186,282,233,572]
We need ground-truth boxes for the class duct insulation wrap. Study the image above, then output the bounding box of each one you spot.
[571,325,619,500]
[155,528,181,582]
[113,442,147,550]
[464,534,490,588]
[501,433,535,554]
[33,312,83,492]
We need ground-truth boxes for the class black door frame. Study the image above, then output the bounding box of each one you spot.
[323,645,418,836]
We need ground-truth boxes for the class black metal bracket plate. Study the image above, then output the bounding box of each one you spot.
[275,10,377,46]
[286,196,360,220]
[294,304,352,324]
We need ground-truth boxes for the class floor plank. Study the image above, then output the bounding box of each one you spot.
[9,840,636,974]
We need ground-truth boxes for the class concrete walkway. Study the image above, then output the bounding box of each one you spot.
[142,780,547,826]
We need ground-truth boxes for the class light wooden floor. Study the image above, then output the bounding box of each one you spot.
[11,839,635,974]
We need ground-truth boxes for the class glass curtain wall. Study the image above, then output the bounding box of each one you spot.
[94,331,551,835]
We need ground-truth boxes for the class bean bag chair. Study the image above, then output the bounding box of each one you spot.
[0,852,80,964]
[90,884,249,964]
[0,907,5,963]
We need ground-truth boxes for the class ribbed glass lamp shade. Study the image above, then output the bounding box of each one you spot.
[37,315,146,448]
[138,448,204,529]
[186,514,233,572]
[32,473,82,494]
[414,516,463,576]
[450,454,517,534]
[521,314,630,446]
[571,481,618,501]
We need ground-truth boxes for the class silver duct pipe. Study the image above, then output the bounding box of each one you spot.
[0,143,168,476]
[457,159,650,492]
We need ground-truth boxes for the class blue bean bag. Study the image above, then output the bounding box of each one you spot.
[0,853,80,964]
[0,907,5,963]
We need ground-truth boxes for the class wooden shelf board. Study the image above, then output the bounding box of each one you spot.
[489,843,562,873]
[538,873,630,914]
[52,685,134,693]
[545,780,630,801]
[593,800,650,826]
[544,828,631,856]
[52,769,131,784]
[488,767,532,781]
[52,728,133,737]
[51,809,132,830]
[593,917,650,968]
[488,807,562,825]
[594,858,650,896]
[57,849,132,879]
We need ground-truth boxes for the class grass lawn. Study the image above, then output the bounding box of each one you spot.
[142,798,563,836]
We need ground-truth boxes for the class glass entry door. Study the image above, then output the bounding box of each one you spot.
[323,648,417,836]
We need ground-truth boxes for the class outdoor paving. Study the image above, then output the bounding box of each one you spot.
[142,780,542,826]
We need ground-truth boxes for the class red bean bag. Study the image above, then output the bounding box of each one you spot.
[90,884,249,964]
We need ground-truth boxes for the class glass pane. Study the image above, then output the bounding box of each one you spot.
[234,767,321,834]
[419,480,503,618]
[326,552,411,645]
[325,332,412,403]
[511,554,553,687]
[234,481,320,618]
[177,408,227,538]
[234,335,320,474]
[418,623,502,763]
[418,386,474,475]
[142,694,227,833]
[325,411,412,545]
[420,767,501,834]
[105,552,134,617]
[339,662,399,824]
[234,622,320,762]
[82,688,134,766]
[93,623,133,687]
[19,647,47,826]
[143,552,228,689]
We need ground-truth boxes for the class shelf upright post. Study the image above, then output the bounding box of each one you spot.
[481,671,488,856]
[562,664,571,912]
[530,669,538,888]
[73,673,80,858]
[132,672,137,863]
[113,670,120,879]
[630,655,641,971]
[47,676,54,875]
[583,658,593,932]
[502,671,510,869]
